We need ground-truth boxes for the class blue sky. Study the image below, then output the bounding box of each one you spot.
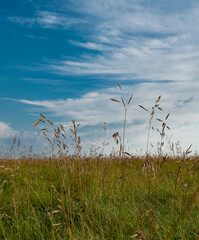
[1,0,199,155]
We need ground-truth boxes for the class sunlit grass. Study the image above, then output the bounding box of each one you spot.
[0,157,198,239]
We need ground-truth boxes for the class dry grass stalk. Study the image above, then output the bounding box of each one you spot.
[112,132,122,157]
[70,120,82,158]
[139,95,163,167]
[32,114,68,158]
[111,82,133,157]
[156,113,170,158]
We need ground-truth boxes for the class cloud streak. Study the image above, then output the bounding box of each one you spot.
[7,1,199,81]
[34,1,199,82]
[8,10,84,29]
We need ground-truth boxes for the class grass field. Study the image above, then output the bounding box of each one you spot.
[0,156,198,240]
[0,84,198,239]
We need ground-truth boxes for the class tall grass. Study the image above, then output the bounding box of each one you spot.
[111,82,133,157]
[0,157,198,239]
[0,82,198,240]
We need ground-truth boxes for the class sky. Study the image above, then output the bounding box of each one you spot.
[0,0,199,156]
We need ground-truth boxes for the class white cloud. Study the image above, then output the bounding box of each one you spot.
[7,1,199,81]
[70,41,109,51]
[4,80,199,153]
[48,35,199,81]
[62,0,198,35]
[0,122,18,139]
[7,11,84,29]
[33,1,199,82]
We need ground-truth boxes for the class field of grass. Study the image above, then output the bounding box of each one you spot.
[0,156,198,240]
[0,83,198,239]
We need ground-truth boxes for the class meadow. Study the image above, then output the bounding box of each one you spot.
[0,83,198,240]
[0,156,198,240]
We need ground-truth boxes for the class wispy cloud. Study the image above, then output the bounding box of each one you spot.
[7,10,84,29]
[23,77,64,85]
[32,1,199,82]
[70,41,110,51]
[47,35,199,81]
[7,1,199,81]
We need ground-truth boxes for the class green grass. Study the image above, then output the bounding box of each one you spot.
[0,157,198,240]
